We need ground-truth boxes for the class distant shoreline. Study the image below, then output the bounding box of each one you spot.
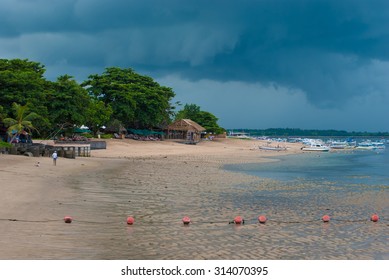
[227,128,389,137]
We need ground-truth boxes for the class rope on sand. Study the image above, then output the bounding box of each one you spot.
[0,218,58,223]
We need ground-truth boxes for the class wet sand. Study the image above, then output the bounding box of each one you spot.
[0,138,388,259]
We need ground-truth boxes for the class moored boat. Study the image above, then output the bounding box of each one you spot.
[259,145,287,151]
[227,131,251,139]
[301,144,330,152]
[329,141,348,149]
[301,139,330,152]
[355,140,385,150]
[371,141,386,149]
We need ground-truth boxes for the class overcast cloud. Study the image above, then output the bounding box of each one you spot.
[1,0,388,131]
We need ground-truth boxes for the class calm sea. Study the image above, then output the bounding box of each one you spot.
[225,148,389,187]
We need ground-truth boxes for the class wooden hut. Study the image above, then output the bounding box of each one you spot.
[167,119,206,144]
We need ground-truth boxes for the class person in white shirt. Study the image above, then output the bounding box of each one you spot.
[52,151,58,166]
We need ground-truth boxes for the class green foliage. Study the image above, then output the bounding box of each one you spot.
[84,98,113,135]
[104,119,125,133]
[0,59,226,138]
[175,104,201,120]
[0,59,50,131]
[100,133,113,139]
[80,132,93,138]
[82,67,176,129]
[196,111,225,134]
[3,103,40,142]
[0,140,12,148]
[175,103,225,134]
[46,75,91,127]
[0,105,4,121]
[82,68,136,124]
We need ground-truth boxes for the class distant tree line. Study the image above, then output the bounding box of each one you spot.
[232,128,389,137]
[0,58,224,141]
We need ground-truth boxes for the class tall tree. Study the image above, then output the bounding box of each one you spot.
[175,103,225,134]
[0,59,50,135]
[82,67,176,128]
[175,104,201,121]
[196,111,224,134]
[46,75,91,128]
[84,98,113,135]
[3,103,40,143]
[0,59,49,116]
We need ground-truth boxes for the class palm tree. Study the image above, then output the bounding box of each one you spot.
[3,103,40,143]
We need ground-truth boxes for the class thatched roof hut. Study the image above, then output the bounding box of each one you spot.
[168,119,205,132]
[167,119,205,143]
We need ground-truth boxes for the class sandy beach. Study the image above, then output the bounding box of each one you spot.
[0,138,387,259]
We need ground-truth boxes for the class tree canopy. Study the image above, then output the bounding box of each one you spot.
[0,59,50,133]
[175,104,225,134]
[46,75,91,128]
[3,103,40,142]
[0,59,193,139]
[82,67,176,130]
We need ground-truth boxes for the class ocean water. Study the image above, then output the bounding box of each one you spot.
[223,148,389,231]
[225,149,389,188]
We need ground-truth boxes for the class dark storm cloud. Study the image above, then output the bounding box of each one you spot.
[1,0,388,110]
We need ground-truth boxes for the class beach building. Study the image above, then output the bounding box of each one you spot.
[167,119,205,144]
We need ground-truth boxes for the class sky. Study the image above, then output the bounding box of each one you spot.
[1,0,388,132]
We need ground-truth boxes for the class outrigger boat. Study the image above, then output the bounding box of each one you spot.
[259,145,287,151]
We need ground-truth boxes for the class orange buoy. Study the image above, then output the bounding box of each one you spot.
[126,216,135,225]
[322,215,330,222]
[182,216,191,225]
[234,216,244,224]
[64,216,73,223]
[371,214,379,222]
[258,215,267,224]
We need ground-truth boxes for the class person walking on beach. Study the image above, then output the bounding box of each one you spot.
[52,151,58,166]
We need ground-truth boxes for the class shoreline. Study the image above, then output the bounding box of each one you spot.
[1,138,388,259]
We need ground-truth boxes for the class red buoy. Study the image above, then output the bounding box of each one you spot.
[234,216,244,224]
[371,214,379,222]
[182,216,191,225]
[322,215,330,222]
[63,216,73,223]
[258,215,267,224]
[127,216,135,225]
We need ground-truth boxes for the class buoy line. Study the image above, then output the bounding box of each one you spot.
[0,214,386,225]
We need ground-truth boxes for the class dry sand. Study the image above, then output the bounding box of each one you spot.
[0,138,387,259]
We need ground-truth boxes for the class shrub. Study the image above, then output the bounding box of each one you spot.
[0,140,12,148]
[100,133,113,139]
[81,132,94,138]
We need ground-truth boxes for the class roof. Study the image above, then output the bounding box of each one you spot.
[167,119,206,132]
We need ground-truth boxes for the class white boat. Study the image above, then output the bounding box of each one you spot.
[259,145,287,151]
[356,140,385,150]
[356,142,374,150]
[329,141,348,149]
[371,141,386,149]
[302,144,330,152]
[227,131,251,139]
[328,140,355,149]
[301,139,330,152]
